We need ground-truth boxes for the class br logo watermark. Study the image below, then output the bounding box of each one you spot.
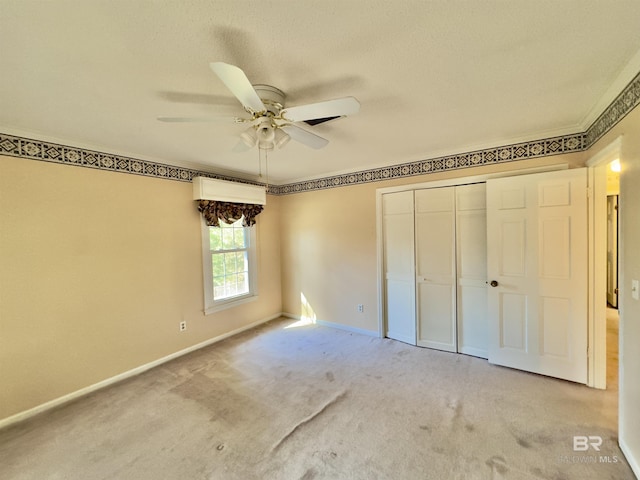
[573,435,602,451]
[558,435,619,464]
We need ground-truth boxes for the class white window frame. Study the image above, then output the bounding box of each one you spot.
[201,218,258,314]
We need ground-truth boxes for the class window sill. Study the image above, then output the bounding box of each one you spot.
[204,293,258,315]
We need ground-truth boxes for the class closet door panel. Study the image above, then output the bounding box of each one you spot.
[456,184,488,358]
[415,188,456,352]
[382,191,416,345]
[418,283,456,347]
[458,283,488,356]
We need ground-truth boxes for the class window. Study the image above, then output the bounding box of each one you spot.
[201,217,257,313]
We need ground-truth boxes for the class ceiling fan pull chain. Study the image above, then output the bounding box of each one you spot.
[265,148,270,191]
[257,147,269,190]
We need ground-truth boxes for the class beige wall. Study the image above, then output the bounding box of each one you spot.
[279,182,379,332]
[0,156,282,421]
[279,153,586,334]
[591,106,640,472]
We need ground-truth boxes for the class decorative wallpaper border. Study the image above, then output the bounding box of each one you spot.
[585,70,640,148]
[2,69,639,195]
[274,134,584,195]
[0,134,267,190]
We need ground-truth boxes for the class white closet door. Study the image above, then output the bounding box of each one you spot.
[415,188,456,352]
[456,184,488,358]
[486,168,588,383]
[383,191,416,345]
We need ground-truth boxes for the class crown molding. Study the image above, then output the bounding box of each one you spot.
[585,69,640,149]
[579,48,640,132]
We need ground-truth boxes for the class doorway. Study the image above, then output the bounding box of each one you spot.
[586,136,622,389]
[606,159,620,389]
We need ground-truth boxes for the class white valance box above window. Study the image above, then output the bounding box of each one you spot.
[192,177,266,205]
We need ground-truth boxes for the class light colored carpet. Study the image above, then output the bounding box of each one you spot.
[0,316,634,480]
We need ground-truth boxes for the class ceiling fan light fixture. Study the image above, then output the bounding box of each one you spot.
[258,139,274,150]
[273,128,291,149]
[240,126,257,147]
[257,119,275,143]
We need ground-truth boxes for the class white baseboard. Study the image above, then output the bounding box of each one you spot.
[317,319,379,337]
[620,438,640,479]
[0,312,282,431]
[282,312,379,337]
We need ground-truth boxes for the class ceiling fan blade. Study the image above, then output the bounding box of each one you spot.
[281,125,329,150]
[210,62,266,113]
[280,97,360,123]
[157,115,239,123]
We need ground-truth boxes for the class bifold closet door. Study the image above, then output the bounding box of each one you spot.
[415,188,457,352]
[456,184,488,358]
[382,191,416,345]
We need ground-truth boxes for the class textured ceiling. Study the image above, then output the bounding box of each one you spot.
[2,1,640,184]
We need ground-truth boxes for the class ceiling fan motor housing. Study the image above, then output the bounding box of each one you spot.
[253,84,285,115]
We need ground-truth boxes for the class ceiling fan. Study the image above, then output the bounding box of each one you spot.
[158,62,360,151]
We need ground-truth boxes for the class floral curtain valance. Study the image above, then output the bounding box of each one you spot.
[197,200,264,227]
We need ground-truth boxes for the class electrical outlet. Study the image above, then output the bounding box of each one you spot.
[357,304,364,313]
[179,321,187,332]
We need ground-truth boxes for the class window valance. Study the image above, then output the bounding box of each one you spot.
[197,200,263,227]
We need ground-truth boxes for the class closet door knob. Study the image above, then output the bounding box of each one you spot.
[487,280,499,287]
